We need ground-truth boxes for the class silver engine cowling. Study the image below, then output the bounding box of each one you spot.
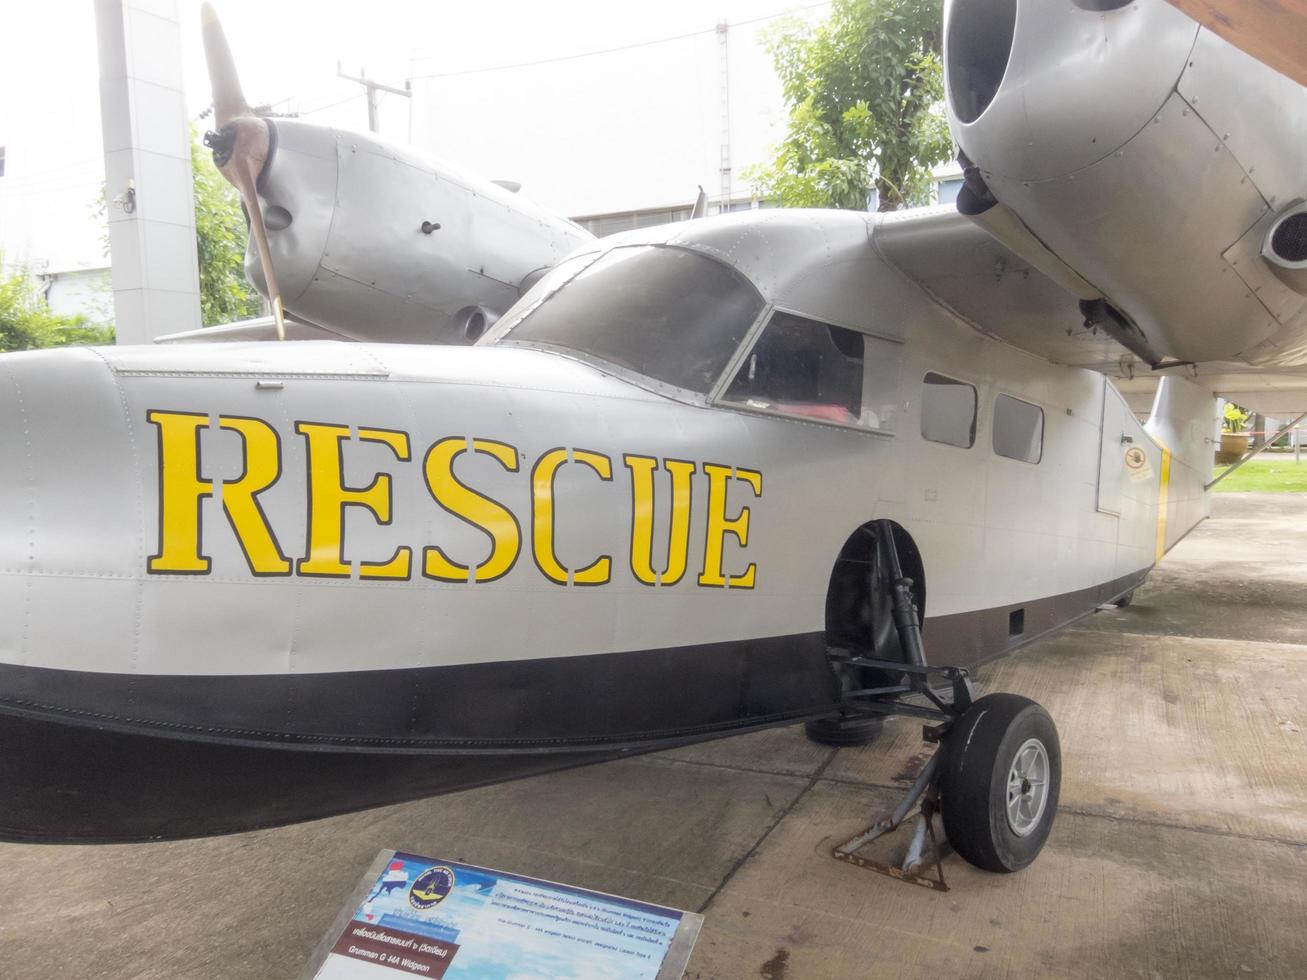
[944,0,1307,367]
[245,119,590,345]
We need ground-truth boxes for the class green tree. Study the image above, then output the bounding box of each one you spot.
[745,0,952,211]
[192,132,262,326]
[0,259,115,353]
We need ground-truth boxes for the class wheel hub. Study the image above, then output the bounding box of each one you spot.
[1006,737,1050,837]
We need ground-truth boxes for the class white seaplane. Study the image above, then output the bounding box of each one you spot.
[1,0,1305,881]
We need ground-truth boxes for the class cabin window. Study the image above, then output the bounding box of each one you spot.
[492,244,763,394]
[993,393,1044,463]
[720,311,896,430]
[0,147,6,178]
[921,372,977,448]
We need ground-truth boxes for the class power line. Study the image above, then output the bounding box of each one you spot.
[407,3,829,81]
[336,64,410,132]
[297,91,367,117]
[224,3,831,124]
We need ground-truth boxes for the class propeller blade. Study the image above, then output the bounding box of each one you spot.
[200,2,250,128]
[200,4,285,340]
[229,154,286,342]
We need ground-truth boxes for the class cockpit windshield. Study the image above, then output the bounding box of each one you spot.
[487,245,764,394]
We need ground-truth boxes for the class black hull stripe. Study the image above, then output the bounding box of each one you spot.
[0,711,629,844]
[0,569,1147,754]
[0,633,842,752]
[0,569,1149,843]
[927,568,1147,667]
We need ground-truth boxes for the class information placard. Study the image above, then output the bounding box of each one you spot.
[304,850,702,980]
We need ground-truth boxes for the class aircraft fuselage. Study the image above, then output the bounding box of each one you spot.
[0,209,1213,840]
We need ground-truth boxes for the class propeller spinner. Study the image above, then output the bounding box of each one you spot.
[200,2,287,340]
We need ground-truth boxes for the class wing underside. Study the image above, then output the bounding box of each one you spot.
[873,206,1307,416]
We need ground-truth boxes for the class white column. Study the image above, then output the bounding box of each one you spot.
[95,0,201,344]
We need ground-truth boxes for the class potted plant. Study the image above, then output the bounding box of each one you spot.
[1217,403,1251,463]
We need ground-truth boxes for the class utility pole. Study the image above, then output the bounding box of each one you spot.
[336,63,411,135]
[717,21,732,215]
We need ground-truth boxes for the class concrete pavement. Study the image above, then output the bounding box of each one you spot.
[0,492,1304,978]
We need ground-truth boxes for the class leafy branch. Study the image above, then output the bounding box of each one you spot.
[745,0,952,211]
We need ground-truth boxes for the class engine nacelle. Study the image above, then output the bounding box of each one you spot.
[244,119,591,344]
[944,0,1307,367]
[948,0,1195,182]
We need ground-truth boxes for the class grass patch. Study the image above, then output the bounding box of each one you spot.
[1211,454,1307,493]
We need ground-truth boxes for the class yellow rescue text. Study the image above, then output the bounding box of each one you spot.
[146,411,762,588]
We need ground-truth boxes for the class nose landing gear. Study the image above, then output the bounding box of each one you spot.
[827,521,1061,883]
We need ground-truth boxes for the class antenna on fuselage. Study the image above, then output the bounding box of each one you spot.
[690,186,708,220]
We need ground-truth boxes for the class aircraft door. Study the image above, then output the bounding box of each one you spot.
[1097,378,1132,516]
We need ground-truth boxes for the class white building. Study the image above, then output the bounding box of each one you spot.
[0,136,114,322]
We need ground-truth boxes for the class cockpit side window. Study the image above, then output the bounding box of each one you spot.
[489,245,764,394]
[719,311,898,432]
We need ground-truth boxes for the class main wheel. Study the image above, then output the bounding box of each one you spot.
[939,693,1060,873]
[1114,589,1135,608]
[804,712,884,746]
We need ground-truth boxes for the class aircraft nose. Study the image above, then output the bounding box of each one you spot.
[241,118,338,308]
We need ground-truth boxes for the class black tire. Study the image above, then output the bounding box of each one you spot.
[804,712,885,747]
[1114,589,1134,608]
[939,693,1060,873]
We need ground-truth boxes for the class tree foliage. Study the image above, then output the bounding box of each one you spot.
[745,0,952,211]
[192,133,262,327]
[0,259,115,353]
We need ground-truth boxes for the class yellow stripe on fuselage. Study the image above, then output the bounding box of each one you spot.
[1155,442,1172,562]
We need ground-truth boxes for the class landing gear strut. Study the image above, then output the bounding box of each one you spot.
[826,520,1061,883]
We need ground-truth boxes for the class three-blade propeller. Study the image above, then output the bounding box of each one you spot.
[200,2,286,340]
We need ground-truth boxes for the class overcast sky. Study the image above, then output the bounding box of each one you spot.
[0,0,829,271]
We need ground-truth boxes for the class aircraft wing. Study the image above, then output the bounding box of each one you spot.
[1164,1,1307,88]
[873,206,1307,417]
[872,206,1144,374]
[1117,364,1307,418]
[153,315,352,345]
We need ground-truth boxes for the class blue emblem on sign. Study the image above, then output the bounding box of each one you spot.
[409,865,456,909]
